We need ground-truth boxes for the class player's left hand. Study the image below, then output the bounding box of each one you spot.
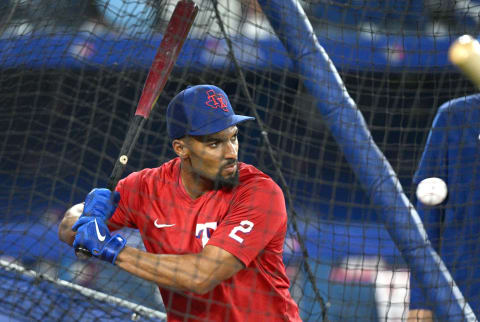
[81,188,121,222]
[72,217,126,264]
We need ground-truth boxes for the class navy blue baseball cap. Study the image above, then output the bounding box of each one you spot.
[166,85,255,140]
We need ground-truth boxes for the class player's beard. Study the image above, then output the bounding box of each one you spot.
[213,162,239,190]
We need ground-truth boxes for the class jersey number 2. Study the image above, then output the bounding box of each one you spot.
[229,220,254,243]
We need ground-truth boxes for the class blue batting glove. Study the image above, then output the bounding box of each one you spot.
[81,188,121,222]
[73,217,126,264]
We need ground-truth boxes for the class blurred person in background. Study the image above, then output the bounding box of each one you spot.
[408,95,480,321]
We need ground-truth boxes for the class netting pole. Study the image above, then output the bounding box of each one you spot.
[211,1,329,320]
[257,0,477,320]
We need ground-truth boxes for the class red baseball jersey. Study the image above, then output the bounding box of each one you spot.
[109,158,301,321]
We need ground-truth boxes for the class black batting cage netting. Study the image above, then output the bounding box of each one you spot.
[1,0,480,321]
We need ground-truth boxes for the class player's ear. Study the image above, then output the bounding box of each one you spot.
[172,138,189,159]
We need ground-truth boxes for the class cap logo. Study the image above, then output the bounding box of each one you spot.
[205,89,229,112]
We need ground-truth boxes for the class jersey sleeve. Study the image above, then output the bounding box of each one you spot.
[107,172,143,231]
[410,103,450,311]
[206,178,287,267]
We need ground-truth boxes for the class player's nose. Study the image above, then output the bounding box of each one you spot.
[224,140,237,160]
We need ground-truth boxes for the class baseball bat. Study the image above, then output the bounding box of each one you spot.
[449,34,480,89]
[75,0,198,258]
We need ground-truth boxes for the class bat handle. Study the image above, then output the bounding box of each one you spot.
[107,115,146,190]
[75,246,92,259]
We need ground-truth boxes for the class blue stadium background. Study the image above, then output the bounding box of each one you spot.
[1,0,478,320]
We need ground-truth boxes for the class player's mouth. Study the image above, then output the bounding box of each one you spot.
[222,162,237,175]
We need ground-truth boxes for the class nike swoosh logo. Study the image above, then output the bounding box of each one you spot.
[94,218,106,241]
[154,219,175,229]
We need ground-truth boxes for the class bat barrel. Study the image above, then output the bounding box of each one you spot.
[449,35,480,89]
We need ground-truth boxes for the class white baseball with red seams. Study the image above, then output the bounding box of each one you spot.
[416,177,448,206]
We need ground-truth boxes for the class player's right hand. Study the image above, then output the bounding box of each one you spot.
[72,216,126,264]
[81,188,120,222]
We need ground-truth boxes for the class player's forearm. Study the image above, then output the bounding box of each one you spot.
[115,246,220,294]
[408,309,433,321]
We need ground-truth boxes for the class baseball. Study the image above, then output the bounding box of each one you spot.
[416,177,448,206]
